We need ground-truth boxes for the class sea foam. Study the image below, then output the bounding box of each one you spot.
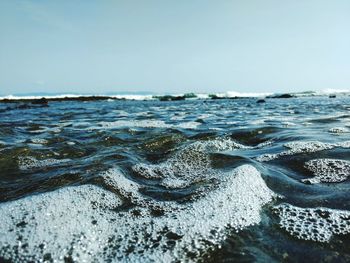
[328,127,350,134]
[99,119,201,130]
[257,140,350,162]
[0,164,276,262]
[302,158,350,184]
[18,156,70,171]
[274,203,350,242]
[133,138,250,189]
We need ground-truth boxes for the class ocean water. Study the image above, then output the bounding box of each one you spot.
[0,97,350,262]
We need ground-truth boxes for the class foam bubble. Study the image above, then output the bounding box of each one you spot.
[0,184,123,262]
[337,140,350,148]
[255,140,274,148]
[197,113,212,119]
[257,140,350,162]
[28,126,62,134]
[133,138,249,189]
[200,137,251,151]
[18,156,70,170]
[100,119,170,129]
[133,142,212,188]
[175,121,201,129]
[256,153,279,162]
[328,127,350,134]
[102,168,177,211]
[274,203,350,242]
[250,119,265,125]
[30,138,48,144]
[302,159,350,184]
[284,141,333,152]
[99,120,201,130]
[0,165,276,262]
[257,141,334,162]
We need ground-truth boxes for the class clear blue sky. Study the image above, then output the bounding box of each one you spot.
[0,0,349,95]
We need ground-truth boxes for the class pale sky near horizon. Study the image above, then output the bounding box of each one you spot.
[0,0,350,95]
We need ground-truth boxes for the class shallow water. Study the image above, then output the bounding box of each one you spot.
[1,97,350,262]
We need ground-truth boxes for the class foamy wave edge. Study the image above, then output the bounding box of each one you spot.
[0,164,276,262]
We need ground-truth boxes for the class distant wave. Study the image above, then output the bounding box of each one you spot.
[0,91,275,101]
[318,89,350,94]
[0,89,349,101]
[0,94,154,101]
[218,91,272,97]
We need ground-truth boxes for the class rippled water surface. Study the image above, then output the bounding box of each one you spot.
[1,97,350,262]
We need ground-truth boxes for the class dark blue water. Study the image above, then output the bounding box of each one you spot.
[1,97,350,262]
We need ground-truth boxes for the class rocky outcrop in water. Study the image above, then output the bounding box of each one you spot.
[267,93,295,99]
[31,97,48,105]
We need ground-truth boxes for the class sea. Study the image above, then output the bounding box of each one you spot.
[0,92,350,262]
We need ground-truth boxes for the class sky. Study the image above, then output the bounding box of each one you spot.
[0,0,350,95]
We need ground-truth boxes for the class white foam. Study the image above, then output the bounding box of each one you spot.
[337,140,350,148]
[170,115,186,121]
[197,113,212,119]
[1,94,85,100]
[100,119,169,128]
[133,138,249,189]
[18,156,70,170]
[1,90,345,102]
[318,88,350,95]
[221,91,272,98]
[250,119,265,125]
[257,141,334,162]
[201,137,251,151]
[0,94,155,101]
[99,120,201,130]
[302,159,350,184]
[0,164,276,262]
[30,138,48,144]
[0,184,123,262]
[256,153,280,162]
[274,203,350,242]
[27,126,62,134]
[110,94,154,100]
[133,142,212,188]
[255,140,274,148]
[176,121,202,129]
[284,141,334,153]
[102,168,177,211]
[328,127,350,134]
